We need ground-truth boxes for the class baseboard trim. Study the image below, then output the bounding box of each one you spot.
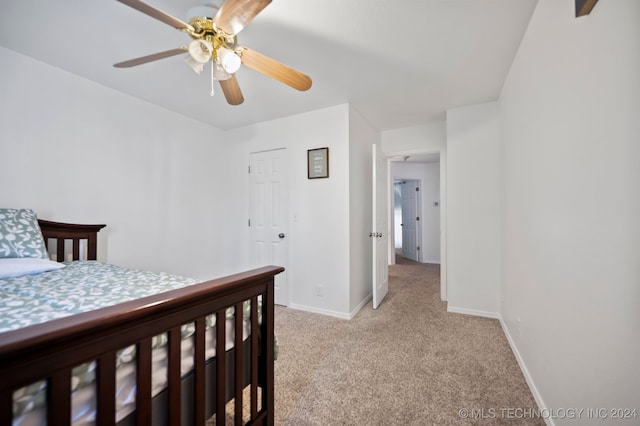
[289,293,373,320]
[498,315,552,426]
[447,305,500,319]
[350,293,372,318]
[288,303,352,320]
[447,306,550,424]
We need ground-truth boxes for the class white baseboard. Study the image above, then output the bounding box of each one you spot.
[350,293,372,318]
[447,306,550,425]
[447,305,500,319]
[498,315,552,426]
[288,303,352,320]
[289,293,373,320]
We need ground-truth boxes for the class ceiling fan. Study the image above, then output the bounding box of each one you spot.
[113,0,312,105]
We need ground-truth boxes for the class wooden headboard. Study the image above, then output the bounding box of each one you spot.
[38,220,106,261]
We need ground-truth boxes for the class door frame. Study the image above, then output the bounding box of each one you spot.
[387,149,447,302]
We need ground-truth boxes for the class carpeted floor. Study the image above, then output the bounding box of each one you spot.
[272,257,544,425]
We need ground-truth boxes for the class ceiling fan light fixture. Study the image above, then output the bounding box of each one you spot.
[217,47,242,74]
[185,54,205,74]
[188,39,213,63]
[213,62,232,81]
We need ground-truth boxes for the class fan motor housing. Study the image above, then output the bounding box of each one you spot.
[189,17,236,49]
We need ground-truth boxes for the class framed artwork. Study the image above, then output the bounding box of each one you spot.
[307,147,329,179]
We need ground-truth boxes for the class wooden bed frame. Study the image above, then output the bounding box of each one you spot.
[0,220,282,425]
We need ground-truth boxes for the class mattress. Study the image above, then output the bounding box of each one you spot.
[0,261,267,425]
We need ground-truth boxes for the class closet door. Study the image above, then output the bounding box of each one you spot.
[250,149,288,306]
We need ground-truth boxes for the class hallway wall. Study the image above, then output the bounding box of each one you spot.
[499,0,640,419]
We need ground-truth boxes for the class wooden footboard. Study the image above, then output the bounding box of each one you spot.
[0,265,281,425]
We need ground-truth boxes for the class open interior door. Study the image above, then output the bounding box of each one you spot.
[372,143,389,309]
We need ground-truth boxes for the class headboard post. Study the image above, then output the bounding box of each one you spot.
[38,220,106,261]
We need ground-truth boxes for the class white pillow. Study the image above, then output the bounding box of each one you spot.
[0,258,65,279]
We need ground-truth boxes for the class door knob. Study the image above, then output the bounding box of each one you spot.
[278,233,285,239]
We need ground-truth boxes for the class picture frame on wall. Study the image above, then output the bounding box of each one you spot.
[307,147,329,179]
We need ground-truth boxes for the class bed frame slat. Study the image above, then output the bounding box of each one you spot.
[55,238,65,262]
[193,317,206,424]
[1,391,12,425]
[72,240,80,261]
[250,296,259,419]
[264,282,275,418]
[234,302,244,425]
[136,337,153,425]
[215,310,227,426]
[167,327,182,426]
[97,352,117,426]
[47,370,72,424]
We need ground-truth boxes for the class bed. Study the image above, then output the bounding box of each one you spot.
[0,209,282,425]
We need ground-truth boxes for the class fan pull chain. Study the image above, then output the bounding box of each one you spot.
[210,61,215,97]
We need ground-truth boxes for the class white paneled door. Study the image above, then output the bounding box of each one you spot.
[401,179,420,262]
[249,149,288,306]
[372,144,389,309]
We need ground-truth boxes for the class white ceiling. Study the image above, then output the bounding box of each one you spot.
[0,0,537,131]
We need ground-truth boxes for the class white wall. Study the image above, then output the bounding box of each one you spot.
[348,106,376,315]
[0,47,228,280]
[0,46,373,319]
[389,161,441,264]
[499,0,640,422]
[222,104,354,318]
[422,162,441,263]
[381,122,446,156]
[446,101,500,318]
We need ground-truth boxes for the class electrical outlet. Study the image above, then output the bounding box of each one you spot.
[315,284,323,297]
[517,317,522,337]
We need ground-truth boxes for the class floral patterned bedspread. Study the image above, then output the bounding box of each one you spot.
[0,261,272,421]
[0,261,201,332]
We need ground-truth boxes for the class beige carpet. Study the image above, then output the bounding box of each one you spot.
[272,257,544,425]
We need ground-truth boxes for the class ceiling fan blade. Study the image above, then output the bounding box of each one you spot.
[116,0,194,31]
[238,47,312,91]
[219,76,245,105]
[114,47,186,68]
[215,0,271,36]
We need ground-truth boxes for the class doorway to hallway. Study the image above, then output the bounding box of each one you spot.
[388,152,445,300]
